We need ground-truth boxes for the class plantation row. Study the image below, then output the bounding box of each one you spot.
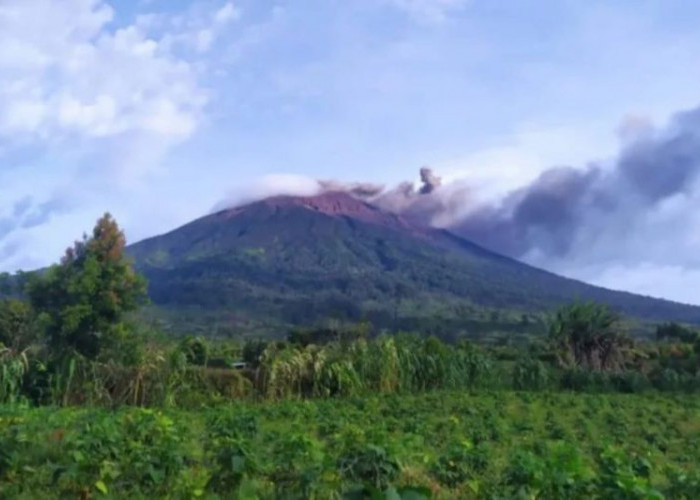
[2,391,699,498]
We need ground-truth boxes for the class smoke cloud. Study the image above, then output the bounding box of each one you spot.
[449,105,700,263]
[210,103,700,304]
[218,103,700,285]
[418,167,442,194]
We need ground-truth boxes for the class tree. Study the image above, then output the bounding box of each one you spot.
[0,299,36,351]
[0,272,12,296]
[656,322,698,343]
[28,213,147,359]
[548,301,631,372]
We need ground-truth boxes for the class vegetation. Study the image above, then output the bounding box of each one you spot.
[126,195,700,334]
[2,392,700,498]
[2,214,700,497]
[27,213,147,360]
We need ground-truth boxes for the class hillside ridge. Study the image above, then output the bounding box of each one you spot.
[127,192,700,333]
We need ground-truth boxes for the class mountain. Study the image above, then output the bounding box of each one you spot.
[128,191,700,335]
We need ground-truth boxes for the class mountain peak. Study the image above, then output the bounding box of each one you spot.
[129,188,700,333]
[263,190,370,214]
[234,190,414,231]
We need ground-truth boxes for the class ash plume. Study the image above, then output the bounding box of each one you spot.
[217,102,700,270]
[449,104,700,262]
[311,104,700,272]
[419,167,442,194]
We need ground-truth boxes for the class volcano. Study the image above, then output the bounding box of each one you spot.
[128,191,700,334]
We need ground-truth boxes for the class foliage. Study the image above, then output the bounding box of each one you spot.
[0,348,28,405]
[430,441,489,488]
[177,335,209,366]
[126,195,700,333]
[339,445,400,490]
[656,322,698,343]
[549,301,632,371]
[27,213,147,359]
[0,299,36,351]
[2,391,700,497]
[512,357,551,391]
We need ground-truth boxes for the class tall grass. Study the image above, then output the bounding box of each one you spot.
[6,333,700,409]
[0,347,28,404]
[258,335,497,400]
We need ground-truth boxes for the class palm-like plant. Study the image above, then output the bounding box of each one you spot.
[548,302,631,372]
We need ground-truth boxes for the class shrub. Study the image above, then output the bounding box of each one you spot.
[338,445,400,490]
[512,357,550,391]
[430,441,489,487]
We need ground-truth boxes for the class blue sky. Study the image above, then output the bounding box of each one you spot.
[2,0,700,303]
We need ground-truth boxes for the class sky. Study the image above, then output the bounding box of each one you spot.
[2,0,700,304]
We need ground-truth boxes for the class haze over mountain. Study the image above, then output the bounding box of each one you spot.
[128,191,700,334]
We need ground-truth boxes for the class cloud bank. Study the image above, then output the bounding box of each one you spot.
[0,0,238,270]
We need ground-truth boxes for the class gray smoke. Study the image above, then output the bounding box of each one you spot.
[317,180,385,198]
[447,105,700,261]
[418,167,442,194]
[313,167,460,226]
[220,103,700,267]
[365,167,471,226]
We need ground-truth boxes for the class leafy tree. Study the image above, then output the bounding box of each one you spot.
[656,322,698,343]
[242,339,268,367]
[548,301,632,372]
[0,299,36,351]
[0,272,12,296]
[28,213,147,359]
[178,335,209,366]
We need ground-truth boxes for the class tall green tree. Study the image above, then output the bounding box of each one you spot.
[28,213,147,359]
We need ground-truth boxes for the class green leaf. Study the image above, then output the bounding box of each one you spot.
[95,480,108,494]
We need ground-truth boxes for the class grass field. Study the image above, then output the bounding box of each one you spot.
[2,390,700,498]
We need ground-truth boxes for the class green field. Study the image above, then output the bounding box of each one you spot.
[2,391,700,498]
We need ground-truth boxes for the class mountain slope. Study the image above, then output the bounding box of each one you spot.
[128,192,700,333]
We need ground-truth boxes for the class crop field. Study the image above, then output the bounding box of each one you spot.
[2,391,700,498]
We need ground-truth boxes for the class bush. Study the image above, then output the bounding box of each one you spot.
[512,358,550,391]
[609,371,651,394]
[559,368,610,392]
[596,446,662,498]
[338,445,400,490]
[177,336,209,366]
[666,467,700,499]
[651,368,682,392]
[430,442,489,487]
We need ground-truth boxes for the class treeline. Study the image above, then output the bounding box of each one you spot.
[2,215,700,408]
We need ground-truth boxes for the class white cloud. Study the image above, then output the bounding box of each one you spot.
[388,0,469,22]
[213,174,320,212]
[0,0,237,270]
[215,3,241,25]
[0,0,240,147]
